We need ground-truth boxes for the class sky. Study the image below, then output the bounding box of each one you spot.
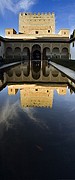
[0,0,75,37]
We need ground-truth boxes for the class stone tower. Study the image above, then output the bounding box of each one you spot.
[19,12,55,36]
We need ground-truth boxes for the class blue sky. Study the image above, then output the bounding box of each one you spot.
[0,0,75,37]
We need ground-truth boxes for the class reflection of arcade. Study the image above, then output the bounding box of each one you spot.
[6,48,68,108]
[31,60,41,80]
[31,44,41,60]
[5,63,67,83]
[8,84,67,108]
[32,50,41,60]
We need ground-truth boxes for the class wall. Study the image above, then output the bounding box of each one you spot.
[70,40,75,60]
[0,41,5,58]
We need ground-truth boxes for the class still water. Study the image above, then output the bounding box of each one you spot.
[0,63,75,180]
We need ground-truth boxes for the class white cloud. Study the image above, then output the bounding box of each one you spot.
[22,107,49,130]
[23,107,38,122]
[0,0,36,14]
[0,100,19,129]
[0,100,20,139]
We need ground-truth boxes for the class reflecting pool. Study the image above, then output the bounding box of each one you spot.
[0,63,75,179]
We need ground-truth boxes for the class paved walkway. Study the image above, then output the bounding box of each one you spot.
[50,61,75,82]
[0,61,21,70]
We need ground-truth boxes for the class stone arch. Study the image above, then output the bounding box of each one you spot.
[52,47,60,59]
[61,47,69,59]
[7,69,13,77]
[43,47,51,60]
[23,47,30,60]
[31,45,41,79]
[31,44,41,60]
[15,69,21,77]
[52,70,59,77]
[6,47,13,58]
[62,47,68,54]
[14,47,21,60]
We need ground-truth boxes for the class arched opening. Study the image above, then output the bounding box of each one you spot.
[31,45,41,78]
[42,47,50,76]
[52,70,59,77]
[32,69,40,80]
[23,47,30,60]
[61,47,69,59]
[32,45,41,60]
[43,47,51,60]
[32,50,41,60]
[7,69,13,77]
[15,69,21,77]
[6,47,13,58]
[14,47,21,60]
[52,47,60,59]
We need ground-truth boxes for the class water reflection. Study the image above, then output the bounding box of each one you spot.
[0,63,75,179]
[2,61,67,82]
[8,84,67,108]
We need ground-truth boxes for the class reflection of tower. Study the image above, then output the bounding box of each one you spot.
[56,87,67,95]
[20,85,54,108]
[8,84,67,108]
[8,85,18,95]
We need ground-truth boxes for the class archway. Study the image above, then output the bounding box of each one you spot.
[52,47,60,59]
[23,47,30,60]
[61,47,69,59]
[32,50,41,60]
[31,44,41,60]
[6,47,13,58]
[14,47,21,60]
[31,45,41,75]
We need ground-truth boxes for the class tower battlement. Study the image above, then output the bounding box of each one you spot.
[19,12,55,17]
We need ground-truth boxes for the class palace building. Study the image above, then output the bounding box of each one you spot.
[0,12,71,62]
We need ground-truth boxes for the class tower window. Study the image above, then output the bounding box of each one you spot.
[48,30,50,33]
[72,42,74,47]
[8,32,10,34]
[35,31,38,34]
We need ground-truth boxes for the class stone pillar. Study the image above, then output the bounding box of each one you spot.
[59,43,61,59]
[41,44,43,70]
[12,44,15,59]
[21,43,23,61]
[29,44,32,79]
[50,43,52,58]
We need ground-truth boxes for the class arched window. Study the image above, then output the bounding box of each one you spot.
[52,47,60,59]
[14,47,21,60]
[32,44,41,60]
[6,47,13,58]
[61,47,69,59]
[23,47,30,60]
